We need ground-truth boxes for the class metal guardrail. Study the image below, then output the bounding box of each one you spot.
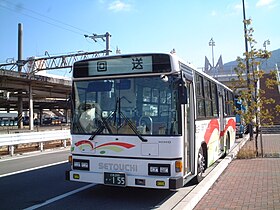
[0,130,71,156]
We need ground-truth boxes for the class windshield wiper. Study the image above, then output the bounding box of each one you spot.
[119,111,148,142]
[89,97,147,142]
[116,97,147,142]
[88,111,115,140]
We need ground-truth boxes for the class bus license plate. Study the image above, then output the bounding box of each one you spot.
[104,172,126,186]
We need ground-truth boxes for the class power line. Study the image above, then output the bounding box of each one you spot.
[0,1,119,63]
[0,1,112,57]
[0,4,84,36]
[0,0,91,35]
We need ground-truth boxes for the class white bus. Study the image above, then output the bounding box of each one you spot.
[66,53,236,189]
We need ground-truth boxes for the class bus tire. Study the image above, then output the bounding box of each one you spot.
[194,147,205,184]
[225,133,230,155]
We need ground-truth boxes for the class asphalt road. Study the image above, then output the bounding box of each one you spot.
[0,149,196,210]
[0,134,251,210]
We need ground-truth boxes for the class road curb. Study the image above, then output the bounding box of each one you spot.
[173,135,250,210]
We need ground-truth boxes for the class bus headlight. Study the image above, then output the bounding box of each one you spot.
[148,164,170,176]
[149,166,159,173]
[160,166,169,174]
[73,159,89,171]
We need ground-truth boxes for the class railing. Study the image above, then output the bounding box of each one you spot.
[0,130,71,156]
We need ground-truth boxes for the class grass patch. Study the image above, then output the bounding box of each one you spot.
[236,144,257,159]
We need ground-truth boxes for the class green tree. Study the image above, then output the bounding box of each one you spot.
[233,19,280,157]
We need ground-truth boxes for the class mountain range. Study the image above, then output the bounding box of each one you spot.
[223,48,280,72]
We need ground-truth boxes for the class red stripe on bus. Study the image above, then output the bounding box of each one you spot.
[95,142,135,149]
[204,119,219,144]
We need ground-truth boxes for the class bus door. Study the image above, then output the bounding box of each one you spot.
[218,94,225,153]
[182,82,195,176]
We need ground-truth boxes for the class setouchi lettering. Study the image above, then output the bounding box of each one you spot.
[98,162,137,172]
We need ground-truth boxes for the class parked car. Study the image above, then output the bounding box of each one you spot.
[51,117,61,125]
[43,117,52,125]
[43,117,61,125]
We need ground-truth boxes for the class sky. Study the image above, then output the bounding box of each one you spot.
[0,0,279,77]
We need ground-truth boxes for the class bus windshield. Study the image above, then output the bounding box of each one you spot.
[72,75,180,136]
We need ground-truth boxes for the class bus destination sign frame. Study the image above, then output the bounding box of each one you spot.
[73,53,172,78]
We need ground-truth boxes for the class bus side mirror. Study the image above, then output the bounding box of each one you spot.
[178,84,188,104]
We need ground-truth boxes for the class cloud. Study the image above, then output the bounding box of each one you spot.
[232,1,249,12]
[210,10,217,16]
[223,2,245,16]
[108,0,131,12]
[233,2,243,11]
[256,0,275,7]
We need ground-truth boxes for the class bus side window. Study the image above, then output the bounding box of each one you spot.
[204,79,213,117]
[211,83,218,117]
[195,74,205,118]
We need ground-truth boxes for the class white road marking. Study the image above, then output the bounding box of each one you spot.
[23,183,96,210]
[0,160,68,178]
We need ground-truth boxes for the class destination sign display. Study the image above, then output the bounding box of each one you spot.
[73,54,171,78]
[89,56,153,76]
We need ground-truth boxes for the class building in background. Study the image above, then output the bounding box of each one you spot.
[203,48,280,125]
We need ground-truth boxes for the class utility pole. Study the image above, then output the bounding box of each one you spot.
[84,32,111,55]
[242,0,253,140]
[105,32,110,56]
[17,23,23,129]
[17,23,34,130]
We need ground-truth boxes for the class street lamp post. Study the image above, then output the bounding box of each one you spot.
[263,39,270,50]
[209,37,215,68]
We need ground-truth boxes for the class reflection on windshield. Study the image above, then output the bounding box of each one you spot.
[72,76,179,136]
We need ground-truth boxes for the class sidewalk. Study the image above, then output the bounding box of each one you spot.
[194,134,280,210]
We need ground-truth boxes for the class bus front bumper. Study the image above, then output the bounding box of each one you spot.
[65,170,183,190]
